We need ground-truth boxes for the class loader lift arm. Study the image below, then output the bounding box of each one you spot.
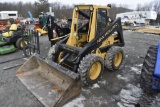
[46,15,70,46]
[80,17,124,55]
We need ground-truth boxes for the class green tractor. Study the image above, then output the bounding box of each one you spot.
[0,24,26,54]
[35,13,49,36]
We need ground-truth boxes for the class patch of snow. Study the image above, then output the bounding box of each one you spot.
[117,75,129,81]
[63,95,85,107]
[123,103,135,107]
[89,96,108,106]
[125,65,129,68]
[125,55,128,57]
[91,83,100,89]
[126,84,142,98]
[136,64,143,67]
[48,91,52,95]
[146,33,151,35]
[155,94,160,102]
[98,80,107,85]
[23,58,28,61]
[117,102,125,107]
[39,97,43,100]
[82,88,91,94]
[130,67,138,71]
[120,90,137,101]
[130,67,141,74]
[148,33,159,36]
[118,84,142,107]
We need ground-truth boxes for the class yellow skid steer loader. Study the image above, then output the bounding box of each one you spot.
[16,4,125,107]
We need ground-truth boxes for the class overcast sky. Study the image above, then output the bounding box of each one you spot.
[1,0,156,9]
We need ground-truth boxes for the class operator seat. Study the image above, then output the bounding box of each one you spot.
[2,24,17,37]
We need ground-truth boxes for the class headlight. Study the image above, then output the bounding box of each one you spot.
[89,6,93,11]
[75,6,79,11]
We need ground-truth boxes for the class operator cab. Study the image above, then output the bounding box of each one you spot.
[68,5,111,47]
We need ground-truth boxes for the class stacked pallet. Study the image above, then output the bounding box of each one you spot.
[122,26,160,35]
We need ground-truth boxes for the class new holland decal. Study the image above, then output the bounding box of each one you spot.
[97,23,119,43]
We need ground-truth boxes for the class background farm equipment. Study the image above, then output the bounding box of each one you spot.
[35,13,48,36]
[0,24,24,54]
[0,25,9,34]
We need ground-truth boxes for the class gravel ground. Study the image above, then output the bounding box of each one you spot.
[0,30,160,107]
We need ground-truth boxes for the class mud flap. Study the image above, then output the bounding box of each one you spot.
[16,54,81,107]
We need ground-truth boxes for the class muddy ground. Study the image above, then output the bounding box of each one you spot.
[0,30,160,107]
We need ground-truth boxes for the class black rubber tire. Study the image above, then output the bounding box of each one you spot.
[140,45,158,94]
[105,46,124,71]
[78,54,104,86]
[46,45,56,61]
[16,38,23,49]
[22,41,30,57]
[23,42,35,57]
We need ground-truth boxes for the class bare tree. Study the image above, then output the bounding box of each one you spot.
[50,2,73,19]
[136,3,142,11]
[109,3,132,19]
[153,0,160,14]
[1,1,159,20]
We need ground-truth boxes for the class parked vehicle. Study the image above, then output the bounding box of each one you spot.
[116,11,157,25]
[0,11,18,19]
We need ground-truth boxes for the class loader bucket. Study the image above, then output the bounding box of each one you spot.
[16,54,82,107]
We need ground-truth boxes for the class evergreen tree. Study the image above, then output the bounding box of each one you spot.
[34,0,50,17]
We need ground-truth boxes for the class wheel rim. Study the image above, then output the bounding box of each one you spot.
[89,62,101,80]
[58,52,63,62]
[114,51,123,67]
[20,41,27,48]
